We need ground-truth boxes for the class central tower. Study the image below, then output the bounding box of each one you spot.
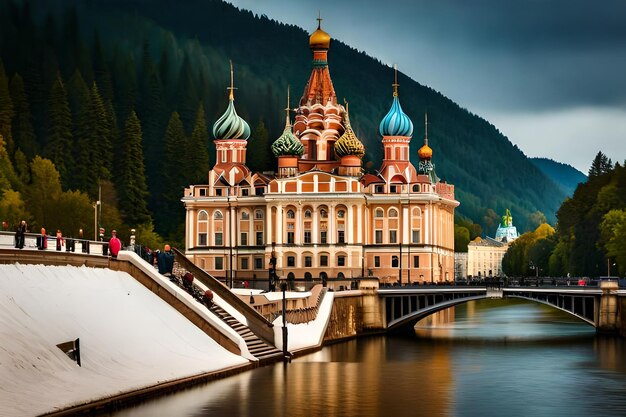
[293,17,345,173]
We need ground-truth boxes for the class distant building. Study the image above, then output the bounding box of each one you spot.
[182,21,458,285]
[454,252,468,281]
[467,209,520,278]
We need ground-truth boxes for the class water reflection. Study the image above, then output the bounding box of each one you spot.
[109,299,626,417]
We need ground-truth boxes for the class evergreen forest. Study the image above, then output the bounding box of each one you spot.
[0,0,588,248]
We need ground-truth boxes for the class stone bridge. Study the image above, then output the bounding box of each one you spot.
[378,284,625,335]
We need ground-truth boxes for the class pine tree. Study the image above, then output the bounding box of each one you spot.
[156,111,187,234]
[44,74,73,186]
[175,52,199,132]
[9,73,38,158]
[92,31,113,103]
[248,120,271,172]
[589,151,613,177]
[188,102,210,183]
[0,60,15,156]
[118,110,151,225]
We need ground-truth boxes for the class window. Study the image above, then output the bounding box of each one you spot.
[214,211,223,220]
[412,184,419,192]
[199,188,206,196]
[392,256,399,268]
[197,210,208,247]
[256,231,263,245]
[389,208,398,218]
[287,210,295,219]
[240,232,248,246]
[375,230,383,244]
[254,257,263,269]
[336,230,344,243]
[241,188,249,196]
[304,231,311,244]
[412,230,420,244]
[374,256,380,267]
[390,185,397,193]
[198,234,207,246]
[338,256,346,267]
[320,231,327,244]
[375,208,384,218]
[287,232,295,244]
[287,256,295,267]
[413,256,419,268]
[215,232,223,245]
[241,211,250,220]
[215,257,223,270]
[320,209,328,218]
[241,258,249,270]
[389,230,397,244]
[375,185,384,193]
[305,256,312,267]
[320,255,328,267]
[337,210,345,218]
[255,187,264,196]
[216,188,223,196]
[304,209,312,218]
[255,210,264,219]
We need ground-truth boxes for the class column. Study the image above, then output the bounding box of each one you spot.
[266,205,273,245]
[276,205,283,245]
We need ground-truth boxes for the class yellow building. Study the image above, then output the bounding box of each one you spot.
[182,21,458,285]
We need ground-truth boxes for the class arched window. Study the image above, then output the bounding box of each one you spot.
[255,210,264,219]
[389,208,398,218]
[287,210,295,219]
[241,211,250,220]
[412,184,419,192]
[320,209,328,218]
[214,211,223,220]
[304,209,312,218]
[197,210,208,246]
[375,208,384,218]
[337,210,345,218]
[392,256,399,268]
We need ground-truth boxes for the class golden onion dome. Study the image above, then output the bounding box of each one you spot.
[309,25,331,50]
[335,104,365,158]
[418,144,433,160]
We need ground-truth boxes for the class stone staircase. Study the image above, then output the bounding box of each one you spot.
[209,303,284,363]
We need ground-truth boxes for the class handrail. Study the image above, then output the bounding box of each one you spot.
[172,247,275,345]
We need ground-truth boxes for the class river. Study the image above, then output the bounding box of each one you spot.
[108,299,626,417]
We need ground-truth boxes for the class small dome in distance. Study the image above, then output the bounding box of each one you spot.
[309,18,330,50]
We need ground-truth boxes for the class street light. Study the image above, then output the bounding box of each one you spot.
[93,200,100,240]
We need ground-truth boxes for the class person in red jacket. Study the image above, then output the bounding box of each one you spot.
[109,230,122,258]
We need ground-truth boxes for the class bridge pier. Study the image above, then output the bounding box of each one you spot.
[598,280,621,334]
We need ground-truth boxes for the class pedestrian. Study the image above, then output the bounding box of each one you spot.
[2,220,8,231]
[15,220,26,249]
[157,244,174,276]
[109,230,121,258]
[243,280,249,289]
[56,229,64,251]
[39,227,47,250]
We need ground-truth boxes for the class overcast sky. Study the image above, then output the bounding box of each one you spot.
[226,0,625,173]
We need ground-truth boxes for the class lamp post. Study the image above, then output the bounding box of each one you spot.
[93,200,100,240]
[280,281,289,362]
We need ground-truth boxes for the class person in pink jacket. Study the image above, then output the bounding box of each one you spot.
[109,230,122,258]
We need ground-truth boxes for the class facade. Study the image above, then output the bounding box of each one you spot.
[466,209,520,278]
[182,22,459,285]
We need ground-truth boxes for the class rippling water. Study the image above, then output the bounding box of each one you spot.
[110,299,626,417]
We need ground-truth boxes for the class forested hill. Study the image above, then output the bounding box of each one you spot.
[530,158,587,197]
[1,0,567,238]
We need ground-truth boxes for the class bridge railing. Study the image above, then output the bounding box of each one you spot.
[0,230,112,256]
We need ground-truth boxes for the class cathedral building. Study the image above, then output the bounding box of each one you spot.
[182,21,459,285]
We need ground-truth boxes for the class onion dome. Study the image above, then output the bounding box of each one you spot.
[213,99,251,140]
[272,87,304,157]
[335,103,365,158]
[272,123,304,157]
[418,113,432,160]
[379,66,413,137]
[212,61,251,140]
[309,18,331,50]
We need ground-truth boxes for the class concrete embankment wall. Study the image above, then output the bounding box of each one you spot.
[323,290,386,343]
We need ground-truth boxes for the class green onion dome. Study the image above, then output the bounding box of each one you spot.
[335,105,365,158]
[212,98,251,140]
[271,121,304,157]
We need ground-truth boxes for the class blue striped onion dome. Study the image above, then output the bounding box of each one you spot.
[271,123,304,157]
[212,99,251,140]
[379,96,413,137]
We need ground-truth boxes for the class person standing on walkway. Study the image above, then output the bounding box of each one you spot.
[56,230,64,251]
[15,220,27,249]
[109,230,121,258]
